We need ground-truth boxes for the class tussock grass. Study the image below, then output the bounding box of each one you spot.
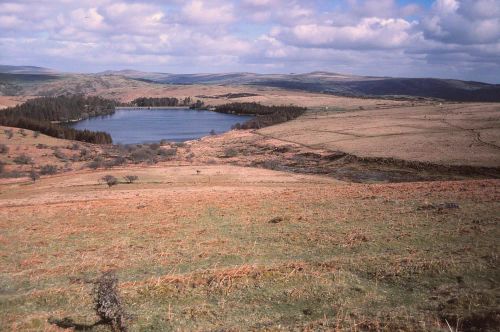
[0,178,498,330]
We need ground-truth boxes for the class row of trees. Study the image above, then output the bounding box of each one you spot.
[214,102,307,129]
[0,95,115,144]
[126,97,191,107]
[122,97,206,109]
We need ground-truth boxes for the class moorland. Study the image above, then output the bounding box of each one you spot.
[0,66,499,331]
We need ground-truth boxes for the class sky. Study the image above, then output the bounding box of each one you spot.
[0,0,499,82]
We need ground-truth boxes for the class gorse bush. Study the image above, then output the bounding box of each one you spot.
[88,156,105,169]
[69,143,80,150]
[124,175,138,183]
[13,154,33,165]
[130,147,156,163]
[158,147,177,158]
[4,129,13,139]
[106,156,127,168]
[0,144,8,154]
[223,148,238,158]
[40,164,58,175]
[53,149,68,160]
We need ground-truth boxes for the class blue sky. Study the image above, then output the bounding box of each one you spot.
[0,0,499,82]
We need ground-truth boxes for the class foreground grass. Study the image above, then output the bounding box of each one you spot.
[0,176,499,331]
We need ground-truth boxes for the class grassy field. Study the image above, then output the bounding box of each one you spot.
[1,99,499,331]
[258,103,500,167]
[0,166,498,331]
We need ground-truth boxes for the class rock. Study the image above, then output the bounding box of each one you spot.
[268,216,283,224]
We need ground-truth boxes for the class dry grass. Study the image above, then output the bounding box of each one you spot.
[258,103,500,167]
[1,95,499,330]
[0,96,34,110]
[0,167,498,331]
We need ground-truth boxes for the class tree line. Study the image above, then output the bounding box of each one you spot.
[0,95,115,144]
[214,102,306,129]
[122,97,205,109]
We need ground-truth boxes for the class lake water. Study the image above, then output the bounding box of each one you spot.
[69,108,253,144]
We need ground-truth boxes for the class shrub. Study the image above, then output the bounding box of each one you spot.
[33,131,40,138]
[36,143,49,149]
[69,143,80,150]
[0,170,23,178]
[29,169,40,182]
[130,147,155,163]
[158,148,177,158]
[173,142,187,148]
[223,148,238,158]
[0,162,4,174]
[19,129,27,137]
[54,149,68,160]
[13,154,33,164]
[101,175,118,187]
[105,156,127,168]
[40,164,58,175]
[149,143,160,150]
[124,175,138,184]
[88,156,105,169]
[0,144,8,154]
[79,148,92,160]
[92,271,127,332]
[4,129,13,139]
[261,160,281,170]
[209,129,216,135]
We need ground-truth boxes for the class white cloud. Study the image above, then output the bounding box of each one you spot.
[0,0,498,82]
[182,0,235,24]
[274,18,418,49]
[0,15,24,29]
[422,0,500,44]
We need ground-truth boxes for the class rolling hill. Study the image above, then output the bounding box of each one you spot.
[1,65,500,102]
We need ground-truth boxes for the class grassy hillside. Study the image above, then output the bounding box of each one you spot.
[1,67,499,101]
[0,167,498,331]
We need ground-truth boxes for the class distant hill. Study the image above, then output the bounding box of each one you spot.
[0,65,59,75]
[2,65,500,102]
[100,70,500,102]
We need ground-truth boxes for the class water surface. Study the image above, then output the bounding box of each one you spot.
[70,108,253,144]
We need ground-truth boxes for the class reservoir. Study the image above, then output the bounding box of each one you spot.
[70,108,253,144]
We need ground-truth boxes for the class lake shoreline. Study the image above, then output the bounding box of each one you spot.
[69,108,253,144]
[117,106,192,110]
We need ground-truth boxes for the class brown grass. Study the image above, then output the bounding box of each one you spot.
[0,166,498,330]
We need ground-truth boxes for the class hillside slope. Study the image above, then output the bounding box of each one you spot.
[2,65,499,102]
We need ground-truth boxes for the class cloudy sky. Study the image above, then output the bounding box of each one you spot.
[1,0,499,82]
